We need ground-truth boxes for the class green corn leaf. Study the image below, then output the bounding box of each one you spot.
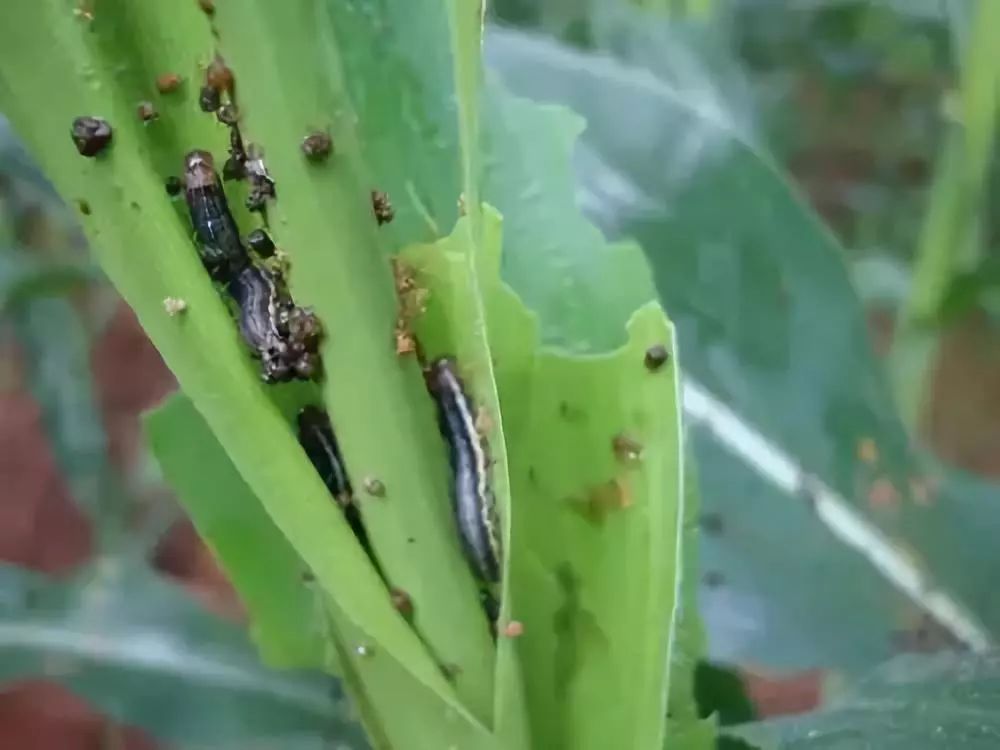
[146,390,503,750]
[0,0,489,726]
[0,562,364,747]
[145,393,324,670]
[401,203,684,749]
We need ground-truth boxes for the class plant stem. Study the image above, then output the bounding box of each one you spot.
[888,0,1000,431]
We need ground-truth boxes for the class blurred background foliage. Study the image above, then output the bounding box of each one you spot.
[1,0,999,747]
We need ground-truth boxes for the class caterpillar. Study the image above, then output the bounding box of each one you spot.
[425,357,501,586]
[227,264,321,383]
[183,150,249,281]
[297,406,382,577]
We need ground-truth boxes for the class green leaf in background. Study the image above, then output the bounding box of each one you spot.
[692,433,905,671]
[0,241,126,551]
[0,253,94,309]
[0,155,120,545]
[0,562,365,748]
[732,651,1000,749]
[479,60,700,743]
[6,292,129,545]
[485,21,909,671]
[145,393,323,670]
[481,80,657,351]
[487,48,700,738]
[485,17,1000,677]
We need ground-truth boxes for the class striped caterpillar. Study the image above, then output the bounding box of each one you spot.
[297,406,382,577]
[182,150,320,383]
[425,357,501,586]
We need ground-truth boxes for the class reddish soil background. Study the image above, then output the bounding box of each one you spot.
[0,304,227,750]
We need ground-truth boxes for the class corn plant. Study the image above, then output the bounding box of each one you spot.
[0,1,693,747]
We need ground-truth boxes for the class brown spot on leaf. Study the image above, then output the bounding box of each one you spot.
[857,437,878,464]
[155,72,182,94]
[612,433,643,463]
[868,477,900,510]
[570,477,631,524]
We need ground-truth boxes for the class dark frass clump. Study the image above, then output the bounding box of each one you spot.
[198,85,221,113]
[301,131,332,162]
[371,190,394,225]
[216,103,239,126]
[244,144,276,212]
[222,123,248,181]
[70,116,112,157]
[164,176,183,196]
[227,264,321,383]
[246,228,275,257]
[643,344,670,372]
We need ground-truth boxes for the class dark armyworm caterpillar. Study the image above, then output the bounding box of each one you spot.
[297,406,383,579]
[183,150,249,281]
[425,357,501,585]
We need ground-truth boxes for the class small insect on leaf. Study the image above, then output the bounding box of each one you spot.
[70,116,112,157]
[137,101,158,122]
[301,131,332,162]
[155,72,182,94]
[197,0,216,16]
